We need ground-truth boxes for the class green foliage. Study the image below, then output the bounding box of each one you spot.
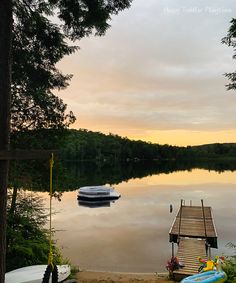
[223,243,236,283]
[9,128,72,190]
[190,143,236,160]
[59,129,185,162]
[69,265,80,280]
[11,128,68,149]
[12,129,236,165]
[12,1,76,131]
[9,129,236,192]
[11,0,132,131]
[222,18,236,91]
[6,190,63,271]
[59,129,236,162]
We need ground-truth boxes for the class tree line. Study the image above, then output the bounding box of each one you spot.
[60,130,236,161]
[12,128,236,162]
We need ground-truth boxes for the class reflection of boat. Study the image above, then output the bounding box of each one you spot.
[78,199,113,208]
[77,186,121,201]
[5,265,71,283]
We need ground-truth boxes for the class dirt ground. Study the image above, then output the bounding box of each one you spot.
[76,271,175,283]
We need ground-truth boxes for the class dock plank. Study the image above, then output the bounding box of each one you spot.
[169,205,217,248]
[173,238,207,281]
[176,206,212,219]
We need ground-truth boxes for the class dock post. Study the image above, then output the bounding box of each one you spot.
[177,199,183,242]
[207,243,211,259]
[201,199,207,239]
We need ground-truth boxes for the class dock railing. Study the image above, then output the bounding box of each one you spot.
[177,199,184,244]
[201,199,212,258]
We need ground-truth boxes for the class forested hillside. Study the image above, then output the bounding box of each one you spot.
[12,128,236,161]
[60,129,187,161]
[58,129,236,161]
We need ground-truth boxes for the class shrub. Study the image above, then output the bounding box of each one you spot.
[223,243,236,283]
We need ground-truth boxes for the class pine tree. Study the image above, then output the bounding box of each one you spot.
[222,18,236,91]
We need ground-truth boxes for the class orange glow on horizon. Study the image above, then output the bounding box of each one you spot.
[71,120,236,146]
[128,130,236,146]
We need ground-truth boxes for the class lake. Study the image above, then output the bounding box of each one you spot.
[45,168,236,273]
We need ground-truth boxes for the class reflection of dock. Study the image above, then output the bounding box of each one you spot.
[169,200,218,281]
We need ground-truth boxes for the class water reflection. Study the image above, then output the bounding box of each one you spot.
[9,159,236,191]
[78,199,119,208]
[50,169,236,273]
[10,161,236,273]
[63,159,236,189]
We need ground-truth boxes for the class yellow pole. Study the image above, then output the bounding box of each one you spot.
[48,153,54,267]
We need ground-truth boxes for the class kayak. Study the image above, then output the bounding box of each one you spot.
[181,270,227,283]
[5,265,71,283]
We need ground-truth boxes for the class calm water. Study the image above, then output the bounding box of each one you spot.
[46,169,236,272]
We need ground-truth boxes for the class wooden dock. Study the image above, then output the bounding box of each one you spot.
[169,200,218,281]
[173,238,207,281]
[169,204,217,248]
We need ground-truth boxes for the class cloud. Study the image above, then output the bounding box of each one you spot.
[57,0,236,145]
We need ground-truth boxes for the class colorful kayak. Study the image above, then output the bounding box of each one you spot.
[181,270,227,283]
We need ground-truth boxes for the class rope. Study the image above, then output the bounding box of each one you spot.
[48,153,54,267]
[42,265,58,283]
[42,153,58,283]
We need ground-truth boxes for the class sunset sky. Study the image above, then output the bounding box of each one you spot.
[57,0,236,146]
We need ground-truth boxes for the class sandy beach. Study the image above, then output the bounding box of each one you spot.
[76,271,175,283]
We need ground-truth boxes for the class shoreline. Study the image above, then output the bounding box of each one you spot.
[76,270,174,282]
